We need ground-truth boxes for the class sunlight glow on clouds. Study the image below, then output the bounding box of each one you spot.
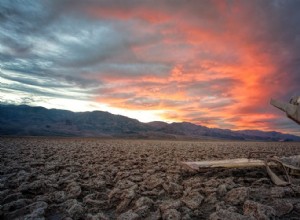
[0,0,299,134]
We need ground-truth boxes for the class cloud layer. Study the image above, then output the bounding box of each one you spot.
[1,0,300,134]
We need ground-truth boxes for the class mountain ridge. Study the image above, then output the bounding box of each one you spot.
[0,104,299,141]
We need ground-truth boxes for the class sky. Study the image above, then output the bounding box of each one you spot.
[0,0,300,135]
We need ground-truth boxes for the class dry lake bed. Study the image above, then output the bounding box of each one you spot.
[1,137,300,219]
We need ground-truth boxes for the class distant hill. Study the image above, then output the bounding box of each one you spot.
[0,104,299,141]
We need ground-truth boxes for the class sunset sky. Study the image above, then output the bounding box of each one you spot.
[0,0,299,135]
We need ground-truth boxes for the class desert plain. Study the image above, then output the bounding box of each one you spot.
[1,137,300,220]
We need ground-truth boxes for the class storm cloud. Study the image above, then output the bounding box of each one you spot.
[1,0,300,134]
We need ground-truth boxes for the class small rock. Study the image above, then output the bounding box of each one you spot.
[83,193,110,210]
[0,189,10,203]
[58,172,80,185]
[66,182,81,199]
[193,209,202,217]
[135,205,150,218]
[268,199,293,217]
[83,193,108,210]
[145,209,161,220]
[182,213,192,220]
[117,180,136,190]
[117,199,132,213]
[129,175,143,182]
[141,189,160,196]
[183,187,192,197]
[215,201,237,213]
[117,210,139,220]
[5,201,48,220]
[117,188,136,213]
[217,184,227,197]
[290,185,300,194]
[19,180,45,194]
[162,182,183,197]
[251,178,271,187]
[135,197,154,208]
[215,201,225,211]
[23,201,48,219]
[122,188,136,200]
[63,199,84,219]
[294,202,300,213]
[146,169,156,175]
[67,202,84,220]
[93,179,106,189]
[203,178,220,188]
[243,200,276,220]
[201,187,217,196]
[181,191,204,210]
[158,189,166,197]
[209,209,253,220]
[162,209,181,220]
[225,187,249,205]
[86,212,109,220]
[2,198,32,212]
[270,187,294,198]
[181,206,193,217]
[205,192,218,204]
[143,175,164,190]
[108,188,122,203]
[35,195,48,202]
[3,192,23,204]
[160,200,181,212]
[223,177,236,190]
[52,191,66,203]
[182,177,203,189]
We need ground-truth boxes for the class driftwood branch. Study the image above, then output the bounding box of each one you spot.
[181,154,300,186]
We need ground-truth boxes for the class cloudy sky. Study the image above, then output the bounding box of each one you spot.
[0,0,300,134]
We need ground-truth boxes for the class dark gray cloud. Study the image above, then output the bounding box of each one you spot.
[0,70,71,88]
[0,0,165,85]
[0,80,90,101]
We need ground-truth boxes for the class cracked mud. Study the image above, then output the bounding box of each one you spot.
[1,137,300,219]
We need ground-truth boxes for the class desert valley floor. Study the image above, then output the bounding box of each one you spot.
[1,137,300,220]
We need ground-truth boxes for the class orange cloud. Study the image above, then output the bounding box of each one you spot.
[82,1,298,133]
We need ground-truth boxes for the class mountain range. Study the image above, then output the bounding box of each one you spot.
[0,104,299,141]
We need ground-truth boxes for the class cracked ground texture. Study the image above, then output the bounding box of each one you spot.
[0,137,300,219]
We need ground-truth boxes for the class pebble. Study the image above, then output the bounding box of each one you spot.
[243,200,276,220]
[225,187,249,205]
